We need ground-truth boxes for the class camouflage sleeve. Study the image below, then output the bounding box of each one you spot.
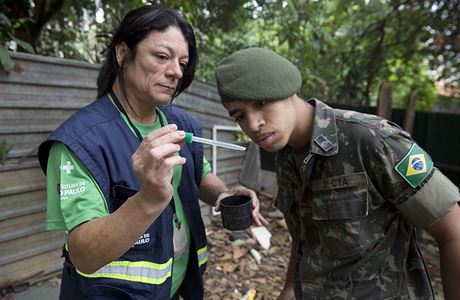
[365,128,459,228]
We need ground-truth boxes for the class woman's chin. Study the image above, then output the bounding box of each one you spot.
[152,95,173,105]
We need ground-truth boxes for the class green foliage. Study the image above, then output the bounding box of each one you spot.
[0,12,14,72]
[0,6,34,73]
[0,138,13,165]
[190,0,459,109]
[235,131,251,143]
[436,94,460,111]
[1,0,458,110]
[387,59,438,110]
[36,0,117,62]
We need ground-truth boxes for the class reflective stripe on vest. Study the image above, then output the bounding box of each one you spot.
[198,245,208,267]
[76,245,207,285]
[76,259,173,285]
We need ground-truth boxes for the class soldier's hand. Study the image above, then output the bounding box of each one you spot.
[215,185,269,226]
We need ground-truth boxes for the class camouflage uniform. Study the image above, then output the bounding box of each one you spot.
[275,99,459,299]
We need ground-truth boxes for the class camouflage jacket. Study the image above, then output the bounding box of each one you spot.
[275,99,458,299]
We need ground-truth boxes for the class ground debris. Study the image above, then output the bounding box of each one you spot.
[204,192,292,299]
[418,230,444,299]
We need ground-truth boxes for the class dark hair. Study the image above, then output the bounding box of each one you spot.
[97,5,198,100]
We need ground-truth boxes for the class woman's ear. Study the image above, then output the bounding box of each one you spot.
[115,42,129,66]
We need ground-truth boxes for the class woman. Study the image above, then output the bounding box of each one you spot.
[38,5,266,300]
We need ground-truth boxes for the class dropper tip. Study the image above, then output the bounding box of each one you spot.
[184,132,193,143]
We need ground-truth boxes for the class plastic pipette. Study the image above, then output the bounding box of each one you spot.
[184,132,246,151]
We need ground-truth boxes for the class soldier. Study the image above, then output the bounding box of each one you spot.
[215,47,460,299]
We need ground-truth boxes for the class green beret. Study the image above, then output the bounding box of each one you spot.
[215,47,302,102]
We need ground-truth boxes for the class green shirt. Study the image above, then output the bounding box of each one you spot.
[46,108,211,298]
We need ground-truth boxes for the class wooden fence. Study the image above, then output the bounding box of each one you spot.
[0,52,246,290]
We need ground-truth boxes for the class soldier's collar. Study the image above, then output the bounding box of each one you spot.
[307,98,338,156]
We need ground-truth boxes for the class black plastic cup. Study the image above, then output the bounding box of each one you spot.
[220,195,253,231]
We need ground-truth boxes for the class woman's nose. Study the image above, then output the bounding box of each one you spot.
[166,60,183,79]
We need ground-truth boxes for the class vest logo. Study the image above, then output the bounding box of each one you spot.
[61,161,74,174]
[134,233,150,246]
[60,181,86,200]
[406,154,426,176]
[395,143,433,188]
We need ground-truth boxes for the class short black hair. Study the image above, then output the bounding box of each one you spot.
[97,4,198,100]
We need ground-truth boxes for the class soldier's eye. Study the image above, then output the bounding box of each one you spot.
[233,115,244,122]
[256,100,266,108]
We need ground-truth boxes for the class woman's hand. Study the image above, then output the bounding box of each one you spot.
[216,185,269,226]
[131,124,186,207]
[68,124,187,273]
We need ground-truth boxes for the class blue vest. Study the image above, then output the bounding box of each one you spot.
[38,95,208,300]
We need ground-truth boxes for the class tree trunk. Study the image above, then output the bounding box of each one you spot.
[376,82,393,120]
[12,0,65,51]
[403,91,417,134]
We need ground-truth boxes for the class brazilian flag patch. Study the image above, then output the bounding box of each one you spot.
[395,143,433,188]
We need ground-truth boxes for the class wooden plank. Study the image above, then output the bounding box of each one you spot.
[175,92,229,117]
[0,167,45,197]
[157,105,234,129]
[0,189,46,220]
[0,248,63,288]
[0,230,65,265]
[186,80,221,101]
[0,133,48,161]
[10,51,99,69]
[0,124,58,134]
[4,150,40,163]
[0,120,69,131]
[0,84,96,109]
[0,212,46,243]
[0,132,49,144]
[1,58,98,88]
[9,57,99,76]
[0,108,75,121]
[0,82,97,96]
[1,70,97,89]
[0,159,40,172]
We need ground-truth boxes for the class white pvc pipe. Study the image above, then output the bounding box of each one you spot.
[211,125,242,175]
[210,125,242,216]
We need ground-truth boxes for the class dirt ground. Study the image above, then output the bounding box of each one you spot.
[204,192,444,300]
